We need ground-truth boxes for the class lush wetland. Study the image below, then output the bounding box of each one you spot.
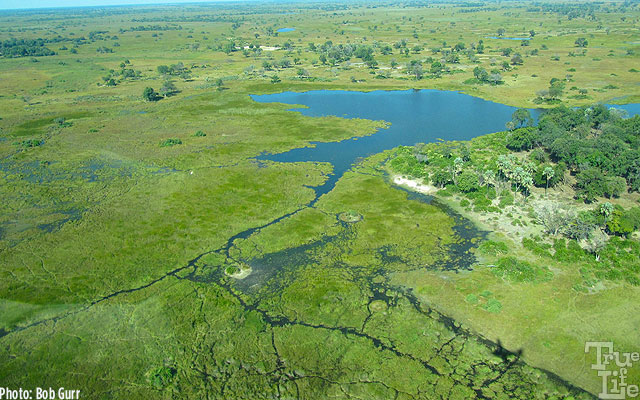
[1,0,640,398]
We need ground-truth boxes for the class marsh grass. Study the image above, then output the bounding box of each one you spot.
[0,1,638,397]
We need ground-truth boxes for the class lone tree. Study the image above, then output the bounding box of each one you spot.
[407,62,423,80]
[536,201,574,235]
[511,53,524,65]
[142,87,159,101]
[575,37,588,47]
[487,72,503,85]
[510,108,534,129]
[473,66,489,82]
[159,80,177,97]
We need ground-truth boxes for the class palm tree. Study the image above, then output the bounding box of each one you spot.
[600,202,614,223]
[453,157,464,185]
[513,167,533,203]
[496,155,514,181]
[483,170,496,189]
[543,167,554,197]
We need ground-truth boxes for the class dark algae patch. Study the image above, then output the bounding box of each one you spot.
[10,112,92,137]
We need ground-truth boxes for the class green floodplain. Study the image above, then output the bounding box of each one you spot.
[1,0,640,398]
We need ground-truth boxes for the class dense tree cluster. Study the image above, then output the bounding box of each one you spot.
[157,62,191,80]
[531,3,600,20]
[473,66,503,85]
[0,38,55,58]
[391,105,639,213]
[506,105,640,201]
[142,87,160,101]
[119,25,182,33]
[311,41,378,67]
[536,200,640,242]
[99,60,142,87]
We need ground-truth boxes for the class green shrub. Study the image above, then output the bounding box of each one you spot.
[457,170,479,192]
[553,239,586,263]
[522,237,552,258]
[390,153,427,178]
[483,298,503,313]
[478,240,509,256]
[607,206,640,237]
[492,256,552,283]
[499,192,514,207]
[147,366,176,389]
[626,275,640,286]
[20,139,43,148]
[473,195,491,209]
[143,86,160,101]
[160,138,182,147]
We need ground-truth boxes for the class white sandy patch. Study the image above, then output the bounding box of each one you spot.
[242,46,280,51]
[229,266,252,280]
[393,176,438,195]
